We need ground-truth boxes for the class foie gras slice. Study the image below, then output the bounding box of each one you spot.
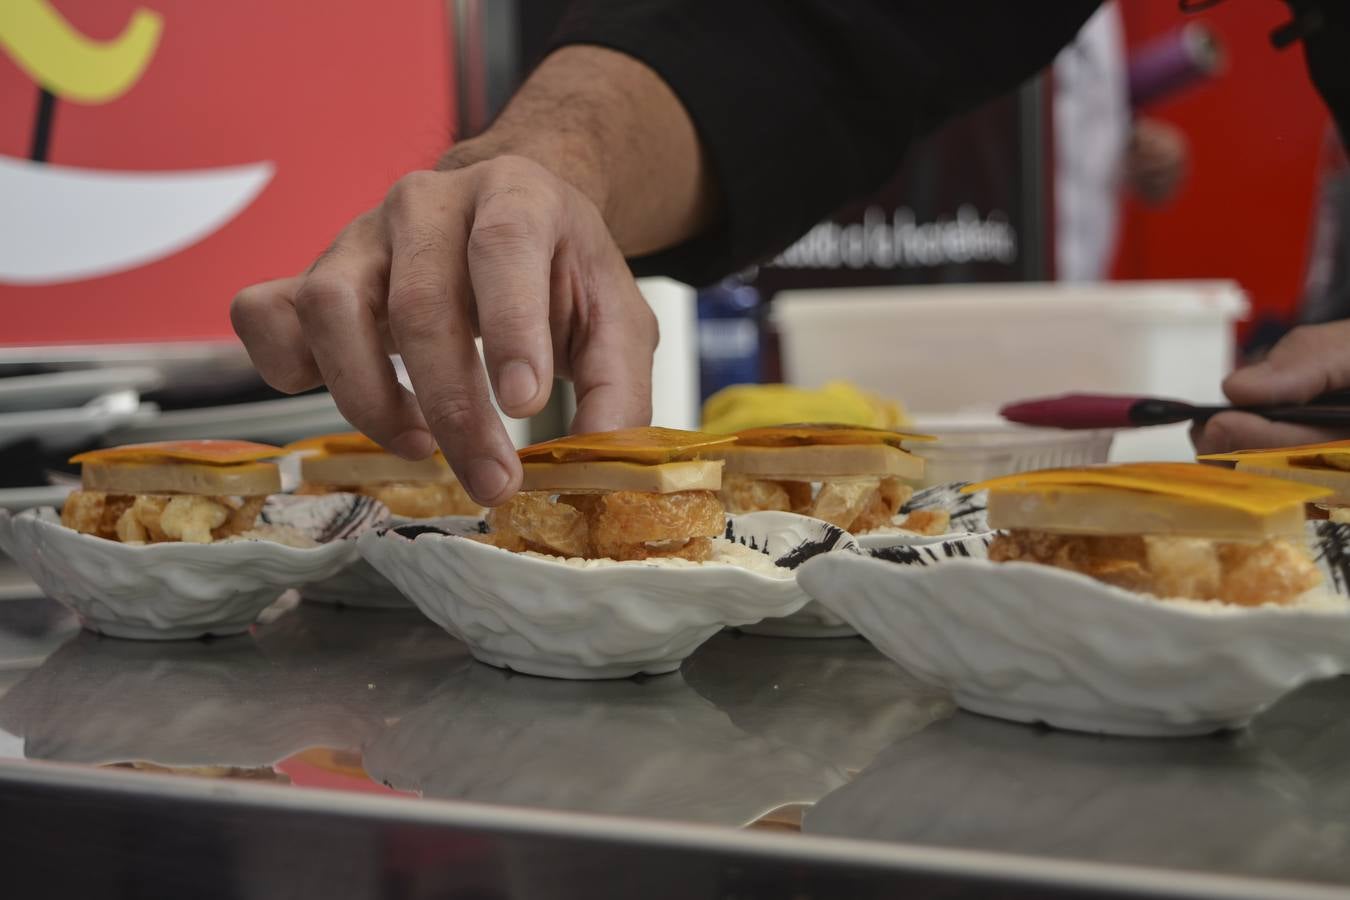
[709,423,932,482]
[969,462,1331,540]
[71,440,284,496]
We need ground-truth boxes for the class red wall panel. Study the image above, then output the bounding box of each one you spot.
[1112,1,1330,343]
[0,1,455,344]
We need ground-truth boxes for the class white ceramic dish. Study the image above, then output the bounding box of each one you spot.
[726,512,862,639]
[0,367,163,413]
[301,515,481,609]
[357,511,838,679]
[799,530,1350,737]
[0,494,385,640]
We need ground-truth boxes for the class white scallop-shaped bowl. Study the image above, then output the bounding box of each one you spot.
[356,511,839,679]
[854,483,990,552]
[0,498,377,640]
[798,532,1350,737]
[725,512,862,639]
[300,515,481,609]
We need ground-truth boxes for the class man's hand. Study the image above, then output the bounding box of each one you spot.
[1124,117,1188,206]
[232,157,657,506]
[230,47,714,506]
[1192,321,1350,454]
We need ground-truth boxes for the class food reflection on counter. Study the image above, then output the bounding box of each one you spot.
[803,709,1350,883]
[682,633,954,773]
[0,605,465,773]
[363,658,847,826]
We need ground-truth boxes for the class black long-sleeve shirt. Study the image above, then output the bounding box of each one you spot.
[551,0,1350,286]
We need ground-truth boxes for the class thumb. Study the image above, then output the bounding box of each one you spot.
[1192,410,1350,455]
[1223,322,1350,406]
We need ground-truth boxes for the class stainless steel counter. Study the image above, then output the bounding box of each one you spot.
[3,593,1350,898]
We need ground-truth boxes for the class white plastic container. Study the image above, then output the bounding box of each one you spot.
[908,414,1115,487]
[773,280,1248,462]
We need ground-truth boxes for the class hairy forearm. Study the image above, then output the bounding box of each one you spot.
[438,45,715,257]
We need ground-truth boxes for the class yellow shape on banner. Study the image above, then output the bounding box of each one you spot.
[0,0,163,103]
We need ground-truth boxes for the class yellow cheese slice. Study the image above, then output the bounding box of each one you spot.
[82,460,281,496]
[284,432,424,457]
[71,439,282,465]
[1200,440,1350,472]
[300,453,456,485]
[730,423,935,448]
[1234,459,1350,505]
[709,442,923,481]
[966,461,1333,518]
[986,485,1307,539]
[518,427,736,465]
[520,459,723,493]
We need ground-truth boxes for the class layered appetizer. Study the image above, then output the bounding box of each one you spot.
[484,426,736,562]
[1200,440,1350,520]
[970,462,1330,606]
[288,431,481,518]
[709,424,943,535]
[61,440,283,544]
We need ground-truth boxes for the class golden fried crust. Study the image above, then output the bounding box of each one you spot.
[720,475,913,533]
[487,491,590,558]
[61,491,265,544]
[485,490,724,561]
[582,490,724,556]
[988,529,1321,606]
[849,477,914,533]
[720,474,798,515]
[61,490,134,540]
[895,508,951,536]
[298,481,482,518]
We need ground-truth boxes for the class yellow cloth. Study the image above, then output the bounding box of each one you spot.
[701,381,908,434]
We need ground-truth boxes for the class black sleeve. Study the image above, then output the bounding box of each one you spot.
[549,0,1103,285]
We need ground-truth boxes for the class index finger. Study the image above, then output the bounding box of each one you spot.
[383,174,520,506]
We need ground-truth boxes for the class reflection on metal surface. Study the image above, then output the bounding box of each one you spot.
[365,661,847,825]
[6,592,1350,893]
[683,632,954,773]
[805,700,1350,886]
[0,604,465,771]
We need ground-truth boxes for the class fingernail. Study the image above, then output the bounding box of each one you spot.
[497,359,539,411]
[390,428,436,460]
[467,457,511,503]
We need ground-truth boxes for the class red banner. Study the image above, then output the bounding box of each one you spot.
[0,0,455,344]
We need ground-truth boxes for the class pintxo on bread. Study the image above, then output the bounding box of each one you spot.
[63,440,284,544]
[286,431,481,518]
[706,423,945,536]
[970,462,1331,606]
[485,426,734,562]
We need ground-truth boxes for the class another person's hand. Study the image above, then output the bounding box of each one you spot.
[1192,320,1350,454]
[1124,117,1188,205]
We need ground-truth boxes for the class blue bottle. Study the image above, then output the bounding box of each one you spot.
[696,277,762,402]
